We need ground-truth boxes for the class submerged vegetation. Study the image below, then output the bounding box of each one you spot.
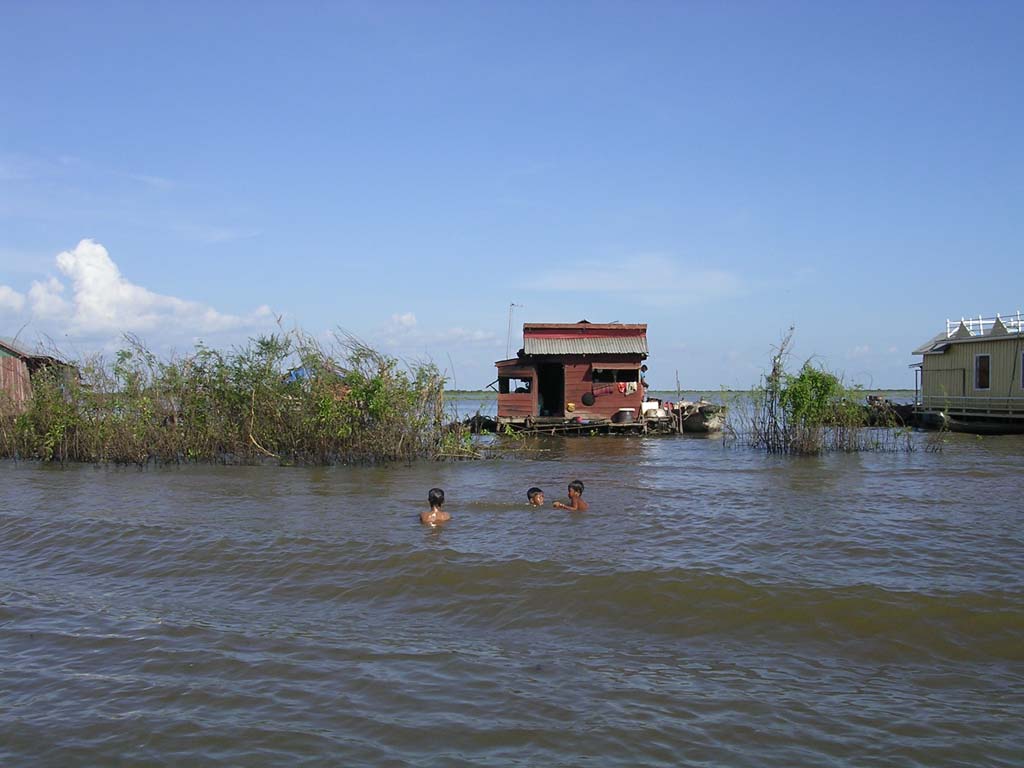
[727,328,918,454]
[0,330,475,465]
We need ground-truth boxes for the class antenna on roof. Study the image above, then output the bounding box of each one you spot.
[506,302,523,359]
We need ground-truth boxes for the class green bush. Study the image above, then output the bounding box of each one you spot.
[730,328,911,455]
[780,364,843,425]
[0,330,459,465]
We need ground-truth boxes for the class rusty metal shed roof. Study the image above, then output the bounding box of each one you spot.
[0,337,37,358]
[524,336,648,356]
[0,337,73,368]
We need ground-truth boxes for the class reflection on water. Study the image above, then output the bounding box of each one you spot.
[1,428,1022,766]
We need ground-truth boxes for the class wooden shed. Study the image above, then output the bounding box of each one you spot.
[0,338,73,412]
[495,322,648,425]
[912,312,1024,432]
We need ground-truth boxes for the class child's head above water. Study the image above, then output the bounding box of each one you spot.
[421,487,451,526]
[527,487,544,506]
[568,479,584,497]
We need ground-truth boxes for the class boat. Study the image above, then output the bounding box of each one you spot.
[678,400,726,433]
[864,395,914,426]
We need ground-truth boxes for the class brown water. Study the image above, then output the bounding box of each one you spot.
[1,431,1022,766]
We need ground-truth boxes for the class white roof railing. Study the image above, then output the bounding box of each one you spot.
[946,310,1023,338]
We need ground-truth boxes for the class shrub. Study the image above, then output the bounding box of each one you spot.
[0,329,458,465]
[729,327,912,454]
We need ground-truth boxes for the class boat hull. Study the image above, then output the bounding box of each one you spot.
[681,405,725,433]
[913,410,1024,435]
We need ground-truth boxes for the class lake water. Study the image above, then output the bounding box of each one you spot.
[1,425,1022,766]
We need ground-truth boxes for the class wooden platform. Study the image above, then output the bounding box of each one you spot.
[499,415,679,436]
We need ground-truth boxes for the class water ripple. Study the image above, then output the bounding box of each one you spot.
[1,439,1023,766]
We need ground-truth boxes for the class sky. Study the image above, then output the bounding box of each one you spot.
[2,1,1021,389]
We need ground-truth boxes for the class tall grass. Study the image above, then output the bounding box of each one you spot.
[0,330,465,465]
[726,328,915,454]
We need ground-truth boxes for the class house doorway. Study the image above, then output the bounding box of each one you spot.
[537,363,564,416]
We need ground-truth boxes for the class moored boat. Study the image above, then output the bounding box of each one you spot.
[678,400,726,433]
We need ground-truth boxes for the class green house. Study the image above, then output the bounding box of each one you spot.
[912,312,1024,433]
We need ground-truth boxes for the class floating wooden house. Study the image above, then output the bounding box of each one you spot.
[495,322,648,427]
[0,338,74,412]
[912,311,1024,433]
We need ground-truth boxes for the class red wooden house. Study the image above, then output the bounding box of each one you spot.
[0,337,74,412]
[495,322,648,425]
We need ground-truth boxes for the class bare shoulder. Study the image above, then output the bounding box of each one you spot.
[420,510,451,525]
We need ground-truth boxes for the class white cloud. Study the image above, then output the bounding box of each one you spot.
[847,345,872,359]
[369,316,502,388]
[28,277,68,317]
[126,173,174,189]
[436,327,499,344]
[530,253,743,305]
[54,239,268,334]
[0,285,25,312]
[377,313,500,350]
[5,239,273,344]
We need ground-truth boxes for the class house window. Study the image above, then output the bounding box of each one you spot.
[592,367,639,383]
[499,377,532,394]
[974,354,990,390]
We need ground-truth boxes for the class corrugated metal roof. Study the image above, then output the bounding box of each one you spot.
[0,337,37,358]
[524,323,647,332]
[911,332,945,355]
[0,337,71,366]
[524,336,648,356]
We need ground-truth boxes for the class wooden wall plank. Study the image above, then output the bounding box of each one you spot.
[0,357,32,409]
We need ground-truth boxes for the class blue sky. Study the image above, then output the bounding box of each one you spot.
[2,1,1021,389]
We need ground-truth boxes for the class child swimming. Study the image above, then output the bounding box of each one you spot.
[419,487,451,526]
[552,479,588,512]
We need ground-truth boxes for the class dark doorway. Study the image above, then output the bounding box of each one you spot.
[537,363,564,416]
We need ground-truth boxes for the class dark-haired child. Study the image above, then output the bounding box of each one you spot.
[527,487,545,507]
[553,480,588,512]
[420,487,451,526]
